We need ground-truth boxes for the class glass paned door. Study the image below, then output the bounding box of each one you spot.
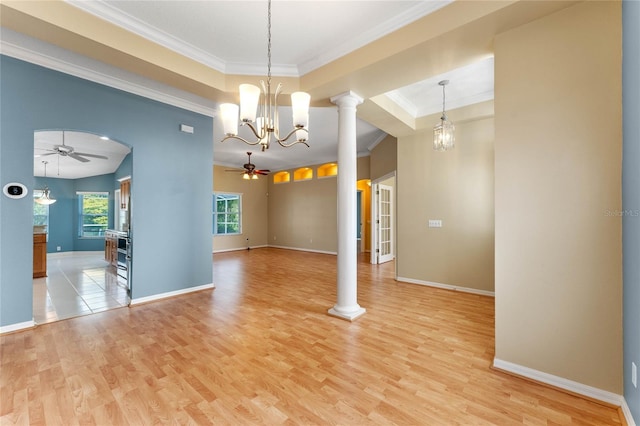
[377,184,394,264]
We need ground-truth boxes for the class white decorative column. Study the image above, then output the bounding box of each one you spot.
[328,91,366,321]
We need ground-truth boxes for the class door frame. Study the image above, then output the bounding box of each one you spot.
[370,171,397,265]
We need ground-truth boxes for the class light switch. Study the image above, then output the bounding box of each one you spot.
[428,219,442,228]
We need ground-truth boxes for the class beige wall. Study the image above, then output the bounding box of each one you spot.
[370,135,397,180]
[494,1,622,393]
[357,155,370,181]
[397,115,495,292]
[268,167,338,253]
[213,165,268,252]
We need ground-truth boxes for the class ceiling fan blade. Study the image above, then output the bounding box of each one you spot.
[255,170,270,175]
[68,152,90,163]
[34,152,58,158]
[73,152,108,160]
[225,169,244,172]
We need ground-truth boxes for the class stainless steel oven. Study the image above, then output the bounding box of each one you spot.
[116,235,130,285]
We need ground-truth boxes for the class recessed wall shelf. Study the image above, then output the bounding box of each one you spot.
[317,163,338,178]
[273,171,290,184]
[293,167,313,181]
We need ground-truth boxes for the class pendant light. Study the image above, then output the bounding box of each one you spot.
[35,161,56,205]
[433,80,455,151]
[219,0,310,151]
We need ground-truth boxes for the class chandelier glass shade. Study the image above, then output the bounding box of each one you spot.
[220,0,310,151]
[433,80,455,152]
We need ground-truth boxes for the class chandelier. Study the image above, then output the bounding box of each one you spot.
[35,161,56,205]
[433,80,455,151]
[219,0,310,151]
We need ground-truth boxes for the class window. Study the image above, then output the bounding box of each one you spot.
[78,192,109,237]
[33,190,49,229]
[214,193,241,235]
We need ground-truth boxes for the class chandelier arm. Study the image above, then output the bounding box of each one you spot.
[242,121,270,140]
[221,134,263,146]
[275,127,309,145]
[272,83,282,139]
[276,138,310,148]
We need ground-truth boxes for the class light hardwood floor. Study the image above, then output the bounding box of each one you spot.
[1,248,623,425]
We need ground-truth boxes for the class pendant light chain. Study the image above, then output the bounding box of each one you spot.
[441,83,446,117]
[267,0,272,86]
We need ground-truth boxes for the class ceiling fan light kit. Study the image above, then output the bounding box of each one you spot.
[219,0,310,151]
[226,152,270,180]
[433,80,455,152]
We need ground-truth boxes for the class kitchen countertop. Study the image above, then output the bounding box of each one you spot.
[105,229,128,238]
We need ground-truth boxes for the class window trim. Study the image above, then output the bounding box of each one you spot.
[77,191,109,238]
[213,192,242,236]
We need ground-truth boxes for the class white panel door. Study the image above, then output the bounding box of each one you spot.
[377,184,394,264]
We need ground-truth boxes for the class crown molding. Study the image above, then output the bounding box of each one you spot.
[367,132,390,152]
[66,0,451,78]
[66,0,226,72]
[0,35,217,118]
[298,1,453,75]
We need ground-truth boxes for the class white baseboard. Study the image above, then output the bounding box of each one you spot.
[268,245,337,256]
[213,245,268,254]
[621,399,637,426]
[0,320,35,335]
[130,283,215,306]
[493,358,635,425]
[396,276,495,297]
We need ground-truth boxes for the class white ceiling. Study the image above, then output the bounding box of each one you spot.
[26,1,494,176]
[69,0,452,76]
[34,131,131,179]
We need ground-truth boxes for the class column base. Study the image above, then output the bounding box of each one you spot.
[328,306,366,321]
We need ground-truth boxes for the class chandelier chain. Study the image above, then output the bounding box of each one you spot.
[267,0,272,86]
[442,83,446,116]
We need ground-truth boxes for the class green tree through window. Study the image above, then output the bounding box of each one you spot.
[214,193,241,235]
[78,192,109,237]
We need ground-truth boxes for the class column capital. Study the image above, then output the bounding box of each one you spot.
[330,91,364,107]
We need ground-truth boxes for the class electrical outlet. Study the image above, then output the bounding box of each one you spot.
[633,362,637,388]
[273,236,276,240]
[56,246,61,251]
[310,239,313,243]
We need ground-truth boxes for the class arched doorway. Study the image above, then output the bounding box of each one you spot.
[32,130,132,324]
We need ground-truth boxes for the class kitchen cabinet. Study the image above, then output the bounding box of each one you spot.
[33,233,47,278]
[120,179,130,210]
[104,233,117,266]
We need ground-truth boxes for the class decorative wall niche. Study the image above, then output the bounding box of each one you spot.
[318,163,338,178]
[293,167,313,182]
[273,171,290,184]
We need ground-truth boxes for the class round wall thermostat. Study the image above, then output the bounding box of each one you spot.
[3,182,28,199]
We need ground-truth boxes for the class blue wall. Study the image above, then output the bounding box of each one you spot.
[35,173,115,253]
[623,0,640,421]
[0,56,213,327]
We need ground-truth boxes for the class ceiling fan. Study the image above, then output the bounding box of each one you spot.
[226,152,270,179]
[35,131,108,163]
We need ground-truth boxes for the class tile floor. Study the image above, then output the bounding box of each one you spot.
[33,252,130,325]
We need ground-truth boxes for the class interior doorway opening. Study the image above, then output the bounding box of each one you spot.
[32,129,132,324]
[370,173,396,266]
